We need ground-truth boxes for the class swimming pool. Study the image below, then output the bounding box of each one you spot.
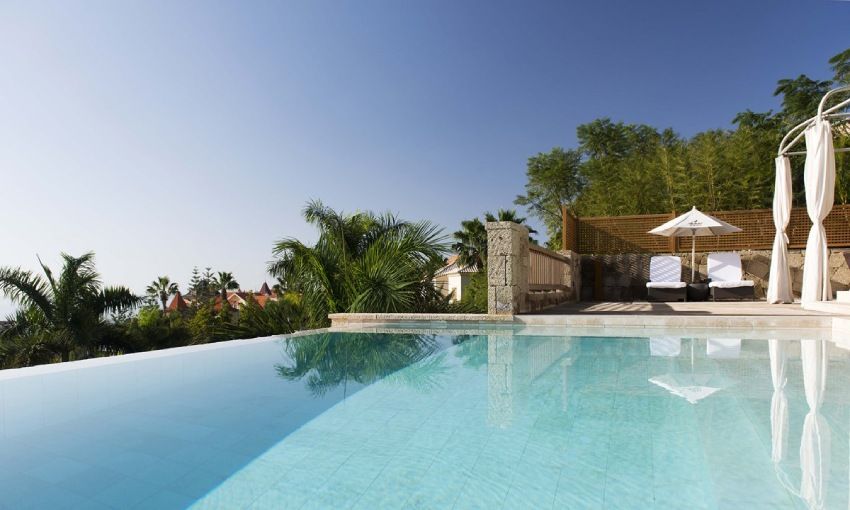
[0,327,846,509]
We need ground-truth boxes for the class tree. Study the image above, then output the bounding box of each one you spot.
[514,148,584,247]
[146,276,178,312]
[774,74,832,126]
[452,209,537,269]
[268,200,448,327]
[213,271,239,305]
[829,47,850,86]
[188,266,216,302]
[0,252,140,364]
[451,218,487,269]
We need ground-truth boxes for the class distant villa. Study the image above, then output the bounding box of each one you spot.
[167,282,279,312]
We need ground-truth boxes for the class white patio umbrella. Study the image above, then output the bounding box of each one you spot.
[801,119,836,303]
[648,207,742,281]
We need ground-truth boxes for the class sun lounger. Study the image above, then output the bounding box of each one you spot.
[707,253,755,301]
[646,256,687,302]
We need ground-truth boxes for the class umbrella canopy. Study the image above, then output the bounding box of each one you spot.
[649,207,742,237]
[649,207,742,281]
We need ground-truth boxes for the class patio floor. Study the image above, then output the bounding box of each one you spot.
[531,301,830,316]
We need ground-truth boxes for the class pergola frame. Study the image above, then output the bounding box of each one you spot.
[778,85,850,157]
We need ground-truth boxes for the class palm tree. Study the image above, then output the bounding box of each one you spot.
[268,200,447,327]
[452,208,537,269]
[451,218,487,269]
[213,272,239,305]
[146,276,178,312]
[0,252,140,364]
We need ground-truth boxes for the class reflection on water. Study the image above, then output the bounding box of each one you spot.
[5,330,850,509]
[275,332,445,396]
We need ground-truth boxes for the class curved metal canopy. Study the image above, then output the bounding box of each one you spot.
[778,85,850,157]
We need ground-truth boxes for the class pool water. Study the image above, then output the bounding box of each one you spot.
[1,329,848,509]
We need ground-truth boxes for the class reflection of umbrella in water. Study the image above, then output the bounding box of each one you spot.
[648,338,728,404]
[648,373,723,404]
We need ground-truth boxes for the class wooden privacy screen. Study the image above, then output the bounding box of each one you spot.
[528,244,570,290]
[563,204,850,254]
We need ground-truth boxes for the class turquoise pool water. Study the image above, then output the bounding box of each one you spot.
[0,329,848,509]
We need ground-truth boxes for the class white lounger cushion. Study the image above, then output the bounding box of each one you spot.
[650,337,681,357]
[707,252,753,288]
[647,256,684,288]
[647,281,687,288]
[707,338,742,359]
[709,280,755,288]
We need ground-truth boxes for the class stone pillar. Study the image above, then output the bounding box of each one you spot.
[486,221,529,315]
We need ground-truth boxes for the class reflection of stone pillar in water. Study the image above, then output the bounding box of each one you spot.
[560,357,573,413]
[488,335,514,428]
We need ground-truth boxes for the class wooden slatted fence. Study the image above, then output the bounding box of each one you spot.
[562,204,850,254]
[528,244,570,290]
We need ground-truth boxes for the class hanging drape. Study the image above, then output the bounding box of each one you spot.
[801,119,836,303]
[768,339,788,463]
[799,339,830,509]
[768,157,794,304]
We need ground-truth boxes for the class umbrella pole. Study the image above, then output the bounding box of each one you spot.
[691,235,696,282]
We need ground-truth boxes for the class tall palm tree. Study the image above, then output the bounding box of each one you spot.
[146,276,178,312]
[213,271,239,305]
[451,218,487,269]
[452,208,537,269]
[0,252,139,364]
[268,200,447,327]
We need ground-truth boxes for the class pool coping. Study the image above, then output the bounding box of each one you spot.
[328,312,835,330]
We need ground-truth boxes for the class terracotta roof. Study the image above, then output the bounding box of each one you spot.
[166,291,189,311]
[258,282,273,296]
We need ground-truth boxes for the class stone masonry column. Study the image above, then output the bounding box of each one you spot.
[486,221,530,315]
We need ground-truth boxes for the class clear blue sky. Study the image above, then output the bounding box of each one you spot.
[1,0,848,315]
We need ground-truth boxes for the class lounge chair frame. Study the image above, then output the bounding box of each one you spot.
[647,287,687,302]
[711,285,755,301]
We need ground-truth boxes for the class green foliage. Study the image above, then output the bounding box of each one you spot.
[452,218,487,269]
[146,276,178,311]
[452,208,536,268]
[188,266,217,302]
[124,306,192,350]
[459,272,487,313]
[234,292,307,338]
[514,147,584,246]
[517,48,850,247]
[0,252,140,364]
[268,200,449,328]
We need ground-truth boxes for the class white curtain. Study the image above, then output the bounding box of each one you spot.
[800,339,830,509]
[768,157,794,303]
[768,339,788,463]
[801,119,836,303]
